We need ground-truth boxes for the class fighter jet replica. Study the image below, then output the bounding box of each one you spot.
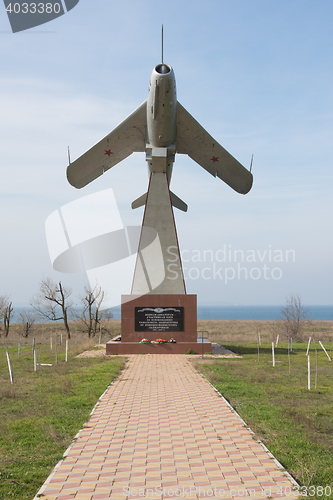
[67,61,253,211]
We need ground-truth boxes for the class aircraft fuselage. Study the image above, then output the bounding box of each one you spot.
[147,64,177,148]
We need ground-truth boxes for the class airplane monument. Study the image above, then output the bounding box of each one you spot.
[67,50,253,354]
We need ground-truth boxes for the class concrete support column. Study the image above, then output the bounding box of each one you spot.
[131,171,185,295]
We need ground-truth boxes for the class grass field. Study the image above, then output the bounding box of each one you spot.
[193,338,333,499]
[196,318,333,344]
[0,336,125,500]
[1,319,333,499]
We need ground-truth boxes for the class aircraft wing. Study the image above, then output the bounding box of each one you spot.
[67,101,147,188]
[176,102,253,194]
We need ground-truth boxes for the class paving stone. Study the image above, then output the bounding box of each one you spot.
[33,355,298,500]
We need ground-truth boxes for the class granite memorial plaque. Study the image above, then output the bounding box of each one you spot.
[135,307,184,332]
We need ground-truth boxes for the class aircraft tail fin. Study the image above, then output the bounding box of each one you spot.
[132,190,187,212]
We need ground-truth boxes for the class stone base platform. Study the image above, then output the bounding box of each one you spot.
[109,294,210,355]
[106,341,211,355]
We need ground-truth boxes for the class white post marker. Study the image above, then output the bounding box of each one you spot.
[306,336,312,355]
[290,338,293,352]
[315,343,318,390]
[257,335,260,362]
[307,355,311,390]
[288,339,291,376]
[32,337,35,353]
[272,342,275,367]
[258,331,261,345]
[275,335,279,347]
[65,339,68,362]
[319,341,332,361]
[60,333,63,345]
[38,342,43,369]
[6,351,14,384]
[33,349,37,372]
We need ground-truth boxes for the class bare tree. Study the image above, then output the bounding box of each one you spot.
[0,295,13,337]
[0,295,8,335]
[76,284,113,338]
[76,285,96,338]
[31,278,72,339]
[280,293,310,341]
[19,310,36,338]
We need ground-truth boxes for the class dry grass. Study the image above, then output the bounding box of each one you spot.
[197,319,333,343]
[0,319,121,347]
[2,319,332,350]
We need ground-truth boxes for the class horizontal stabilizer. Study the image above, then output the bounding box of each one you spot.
[131,193,147,209]
[132,191,187,212]
[67,101,147,189]
[176,102,253,195]
[170,191,188,212]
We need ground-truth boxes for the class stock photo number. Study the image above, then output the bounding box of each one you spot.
[3,0,80,33]
[5,2,61,13]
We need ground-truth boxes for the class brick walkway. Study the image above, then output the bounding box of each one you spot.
[34,355,298,499]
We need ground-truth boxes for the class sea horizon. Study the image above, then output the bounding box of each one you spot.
[11,304,333,323]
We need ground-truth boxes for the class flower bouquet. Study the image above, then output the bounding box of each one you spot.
[140,338,150,344]
[155,338,167,344]
[168,338,177,343]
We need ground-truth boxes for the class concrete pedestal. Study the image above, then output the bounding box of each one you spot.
[131,171,185,295]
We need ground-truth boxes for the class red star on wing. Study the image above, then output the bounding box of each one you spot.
[104,150,113,157]
[211,156,219,163]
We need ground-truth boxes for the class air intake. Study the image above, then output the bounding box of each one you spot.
[155,64,171,74]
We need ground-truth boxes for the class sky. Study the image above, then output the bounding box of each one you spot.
[0,0,332,307]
